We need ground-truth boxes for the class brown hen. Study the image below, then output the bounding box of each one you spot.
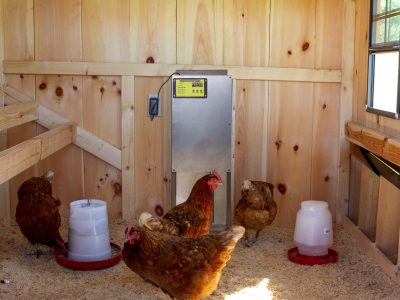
[234,180,277,246]
[16,171,67,255]
[123,224,244,300]
[141,171,222,237]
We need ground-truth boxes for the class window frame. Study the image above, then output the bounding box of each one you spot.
[366,0,400,119]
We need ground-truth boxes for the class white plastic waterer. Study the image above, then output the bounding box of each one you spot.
[68,199,112,262]
[294,200,333,256]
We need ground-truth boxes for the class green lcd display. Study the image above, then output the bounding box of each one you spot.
[173,78,207,98]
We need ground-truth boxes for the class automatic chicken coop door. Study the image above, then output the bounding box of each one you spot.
[171,70,233,230]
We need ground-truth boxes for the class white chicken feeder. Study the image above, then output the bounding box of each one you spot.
[289,200,338,265]
[294,200,333,256]
[68,199,112,262]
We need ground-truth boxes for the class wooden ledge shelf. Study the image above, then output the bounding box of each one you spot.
[0,102,38,131]
[0,125,76,185]
[346,122,400,167]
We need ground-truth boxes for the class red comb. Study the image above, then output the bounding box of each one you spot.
[212,170,221,180]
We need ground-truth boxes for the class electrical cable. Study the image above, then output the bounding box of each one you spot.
[150,72,180,121]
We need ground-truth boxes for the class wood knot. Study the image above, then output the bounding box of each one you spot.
[19,74,24,79]
[287,50,292,55]
[55,87,63,97]
[242,88,246,92]
[113,182,122,196]
[293,144,299,152]
[275,140,282,150]
[163,177,168,183]
[117,89,121,95]
[39,83,47,90]
[92,75,98,80]
[277,183,286,194]
[100,87,105,94]
[147,168,151,171]
[302,42,310,51]
[112,80,117,86]
[241,13,245,17]
[322,103,327,109]
[237,141,241,145]
[324,175,330,182]
[155,205,164,216]
[146,56,155,63]
[73,85,78,91]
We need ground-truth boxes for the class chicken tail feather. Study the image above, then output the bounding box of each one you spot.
[225,225,245,243]
[139,212,163,231]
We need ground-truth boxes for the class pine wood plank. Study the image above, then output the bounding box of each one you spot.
[33,0,84,212]
[3,61,342,82]
[0,125,75,185]
[311,84,340,220]
[82,0,130,62]
[36,75,83,126]
[0,0,9,223]
[35,124,84,218]
[315,0,343,69]
[130,0,176,64]
[0,101,37,131]
[0,139,40,185]
[346,121,400,167]
[2,0,36,220]
[177,0,223,65]
[134,77,170,218]
[270,0,316,68]
[223,0,270,66]
[311,2,342,220]
[82,152,122,219]
[358,161,379,242]
[39,104,121,169]
[342,216,400,285]
[121,76,135,220]
[337,0,356,223]
[81,0,128,217]
[233,80,269,206]
[4,76,36,221]
[4,86,121,170]
[349,155,361,224]
[3,0,34,60]
[353,0,370,124]
[268,82,314,227]
[34,0,82,61]
[376,177,400,264]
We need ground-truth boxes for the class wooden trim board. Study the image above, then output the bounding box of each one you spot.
[3,85,122,170]
[3,60,342,83]
[121,76,135,220]
[0,125,75,184]
[346,121,400,167]
[0,101,38,131]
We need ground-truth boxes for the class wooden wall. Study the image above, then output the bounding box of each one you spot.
[1,0,347,227]
[347,0,400,283]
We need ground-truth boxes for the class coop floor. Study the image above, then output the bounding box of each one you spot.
[1,219,399,300]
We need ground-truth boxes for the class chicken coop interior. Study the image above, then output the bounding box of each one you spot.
[1,0,400,299]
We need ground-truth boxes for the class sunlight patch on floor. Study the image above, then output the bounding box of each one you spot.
[224,278,273,300]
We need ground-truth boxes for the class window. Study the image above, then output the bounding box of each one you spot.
[367,0,400,118]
